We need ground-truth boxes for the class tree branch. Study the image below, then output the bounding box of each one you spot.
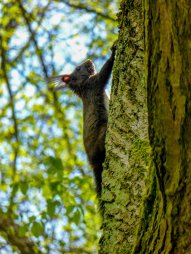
[61,0,116,21]
[10,1,51,67]
[1,28,19,213]
[17,0,49,78]
[17,0,78,156]
[0,210,43,254]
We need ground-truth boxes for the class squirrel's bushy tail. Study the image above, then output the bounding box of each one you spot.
[92,163,104,214]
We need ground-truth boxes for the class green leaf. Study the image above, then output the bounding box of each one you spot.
[66,205,75,215]
[78,204,85,217]
[47,156,63,171]
[20,181,28,195]
[29,216,36,223]
[73,209,82,225]
[47,200,56,218]
[31,222,44,237]
[47,200,61,218]
[18,223,29,237]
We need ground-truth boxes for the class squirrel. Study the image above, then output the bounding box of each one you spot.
[48,44,116,204]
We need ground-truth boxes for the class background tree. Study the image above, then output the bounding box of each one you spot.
[135,1,191,253]
[0,0,118,253]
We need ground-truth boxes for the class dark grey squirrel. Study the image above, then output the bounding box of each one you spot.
[48,43,117,203]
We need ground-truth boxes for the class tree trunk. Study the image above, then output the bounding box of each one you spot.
[99,1,150,253]
[134,1,191,253]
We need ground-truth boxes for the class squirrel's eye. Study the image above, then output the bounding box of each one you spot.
[88,67,93,72]
[76,67,81,71]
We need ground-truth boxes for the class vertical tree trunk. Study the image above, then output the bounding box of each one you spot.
[99,1,150,253]
[134,1,191,253]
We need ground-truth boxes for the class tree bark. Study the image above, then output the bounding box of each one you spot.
[134,1,191,253]
[99,1,150,253]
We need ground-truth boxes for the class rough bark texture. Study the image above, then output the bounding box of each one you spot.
[134,1,191,253]
[99,1,150,253]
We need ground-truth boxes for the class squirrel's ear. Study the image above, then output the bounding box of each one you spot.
[46,75,71,90]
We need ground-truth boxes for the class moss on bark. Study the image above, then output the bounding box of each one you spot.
[134,1,191,253]
[99,1,150,253]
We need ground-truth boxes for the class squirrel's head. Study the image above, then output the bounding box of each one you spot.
[71,59,96,82]
[47,59,96,91]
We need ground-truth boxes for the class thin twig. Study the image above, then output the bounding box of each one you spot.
[61,0,116,21]
[11,1,51,66]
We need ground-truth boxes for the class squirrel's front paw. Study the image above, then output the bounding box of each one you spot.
[110,40,118,52]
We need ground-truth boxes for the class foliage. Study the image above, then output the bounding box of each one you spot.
[0,0,118,253]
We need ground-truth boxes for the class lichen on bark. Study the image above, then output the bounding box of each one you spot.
[134,1,191,253]
[99,1,151,253]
